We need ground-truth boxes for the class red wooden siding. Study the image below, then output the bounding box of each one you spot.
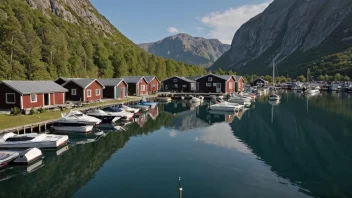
[148,78,159,94]
[54,92,65,105]
[22,93,44,109]
[85,81,103,102]
[138,79,148,96]
[226,78,236,94]
[236,78,244,92]
[118,82,126,98]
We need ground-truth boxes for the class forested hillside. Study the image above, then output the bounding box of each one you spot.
[0,0,206,81]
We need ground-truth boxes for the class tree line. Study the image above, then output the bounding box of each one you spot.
[0,0,206,81]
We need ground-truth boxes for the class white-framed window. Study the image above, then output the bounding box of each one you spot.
[30,94,37,103]
[71,89,77,96]
[174,84,178,88]
[5,93,15,104]
[229,82,233,89]
[87,89,92,97]
[96,89,100,96]
[182,84,187,88]
[208,77,213,82]
[206,83,212,87]
[152,84,156,88]
[141,85,145,91]
[173,79,178,83]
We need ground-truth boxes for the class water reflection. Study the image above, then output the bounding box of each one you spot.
[232,92,352,197]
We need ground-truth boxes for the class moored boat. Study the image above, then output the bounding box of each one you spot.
[209,102,242,111]
[87,109,132,122]
[268,94,281,101]
[52,111,102,133]
[0,133,68,149]
[13,148,43,165]
[0,151,19,168]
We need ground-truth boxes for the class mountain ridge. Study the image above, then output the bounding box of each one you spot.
[0,0,206,80]
[138,33,230,67]
[211,0,352,77]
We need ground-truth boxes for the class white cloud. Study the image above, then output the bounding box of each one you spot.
[167,27,180,34]
[196,27,204,31]
[200,1,271,44]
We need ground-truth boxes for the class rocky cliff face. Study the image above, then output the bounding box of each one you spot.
[212,0,352,75]
[25,0,114,34]
[139,33,230,67]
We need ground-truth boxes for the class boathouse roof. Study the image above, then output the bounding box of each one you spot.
[62,79,105,89]
[144,76,160,83]
[95,78,126,87]
[122,76,146,84]
[1,80,68,94]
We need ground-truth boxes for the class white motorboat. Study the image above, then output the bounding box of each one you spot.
[190,96,203,103]
[0,150,19,168]
[268,94,281,101]
[128,104,150,111]
[13,148,43,165]
[115,104,139,113]
[306,88,320,95]
[209,102,241,112]
[228,96,251,106]
[0,133,68,149]
[87,109,129,122]
[52,110,102,133]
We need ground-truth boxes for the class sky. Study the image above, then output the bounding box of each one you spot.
[90,0,271,44]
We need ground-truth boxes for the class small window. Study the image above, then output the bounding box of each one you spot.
[30,94,37,103]
[173,79,178,83]
[6,93,15,104]
[152,84,156,88]
[87,89,92,97]
[96,89,100,96]
[206,83,212,87]
[174,84,178,88]
[182,84,187,88]
[208,77,213,82]
[141,85,145,91]
[71,89,77,96]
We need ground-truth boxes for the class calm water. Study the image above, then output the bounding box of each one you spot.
[1,91,352,198]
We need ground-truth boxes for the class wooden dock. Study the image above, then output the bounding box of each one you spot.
[0,96,155,134]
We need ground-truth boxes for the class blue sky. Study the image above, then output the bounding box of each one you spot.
[90,0,271,44]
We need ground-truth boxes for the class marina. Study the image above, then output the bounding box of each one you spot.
[0,91,351,197]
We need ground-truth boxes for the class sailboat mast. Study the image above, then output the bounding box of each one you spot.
[273,62,275,86]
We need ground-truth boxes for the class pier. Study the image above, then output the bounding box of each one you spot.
[0,96,156,134]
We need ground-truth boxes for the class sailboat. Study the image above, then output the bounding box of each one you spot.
[269,62,281,101]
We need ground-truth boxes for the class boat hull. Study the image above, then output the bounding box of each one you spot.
[52,125,94,133]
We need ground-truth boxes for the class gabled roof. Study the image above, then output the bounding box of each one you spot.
[162,76,196,83]
[122,76,146,84]
[195,74,234,81]
[1,80,68,94]
[234,75,243,81]
[62,79,105,89]
[95,78,126,87]
[144,76,160,83]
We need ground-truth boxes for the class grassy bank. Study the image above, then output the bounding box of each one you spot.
[0,97,141,131]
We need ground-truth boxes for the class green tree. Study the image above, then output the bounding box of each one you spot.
[343,75,350,81]
[297,75,306,82]
[216,68,225,75]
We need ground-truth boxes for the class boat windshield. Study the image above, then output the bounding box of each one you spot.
[74,114,84,117]
[0,153,10,160]
[5,136,36,142]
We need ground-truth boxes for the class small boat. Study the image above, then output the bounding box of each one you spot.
[128,104,149,111]
[268,94,280,101]
[306,87,320,95]
[156,97,172,102]
[52,110,102,133]
[13,148,43,165]
[0,133,68,149]
[112,104,139,113]
[0,151,19,168]
[136,100,159,108]
[87,109,131,122]
[209,102,242,111]
[190,96,203,103]
[228,96,251,105]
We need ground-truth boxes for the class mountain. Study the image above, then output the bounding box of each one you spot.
[0,0,206,80]
[211,0,352,77]
[138,33,230,67]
